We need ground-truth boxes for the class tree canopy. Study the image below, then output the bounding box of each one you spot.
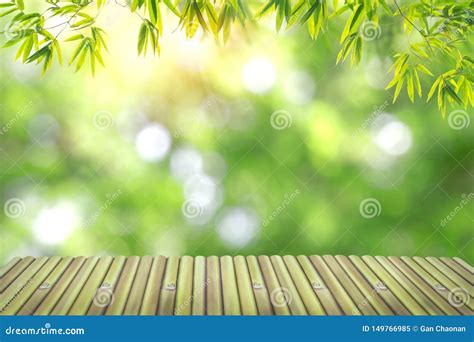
[1,0,473,116]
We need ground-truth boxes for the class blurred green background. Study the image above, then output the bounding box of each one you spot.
[0,4,472,264]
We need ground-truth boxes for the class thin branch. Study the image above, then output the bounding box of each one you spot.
[394,0,433,52]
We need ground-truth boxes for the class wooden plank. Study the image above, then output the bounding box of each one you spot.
[426,257,473,293]
[0,257,35,293]
[413,256,474,311]
[220,256,242,315]
[347,256,409,315]
[258,255,291,315]
[309,255,360,315]
[34,257,86,315]
[139,256,167,315]
[1,257,60,315]
[234,256,258,315]
[105,256,140,315]
[453,257,474,274]
[17,257,73,315]
[123,256,153,315]
[174,256,194,315]
[440,257,472,283]
[282,256,324,315]
[323,255,377,315]
[388,257,459,315]
[50,257,99,315]
[206,256,223,315]
[88,256,126,315]
[0,257,21,279]
[270,256,307,315]
[296,256,342,315]
[400,257,471,315]
[68,256,114,315]
[246,256,273,315]
[157,256,180,315]
[360,256,427,315]
[335,255,393,315]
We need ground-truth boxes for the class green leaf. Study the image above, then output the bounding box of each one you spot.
[407,71,414,102]
[69,39,87,65]
[16,0,24,10]
[413,68,422,97]
[300,0,320,24]
[138,22,148,55]
[194,2,209,32]
[340,4,364,43]
[75,41,89,71]
[393,77,405,103]
[148,0,158,24]
[65,34,84,42]
[255,0,275,18]
[26,42,51,64]
[427,77,441,101]
[163,0,180,16]
[416,64,433,76]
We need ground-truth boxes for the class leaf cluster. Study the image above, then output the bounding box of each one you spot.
[1,0,472,115]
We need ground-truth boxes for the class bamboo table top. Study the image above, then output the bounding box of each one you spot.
[0,255,472,316]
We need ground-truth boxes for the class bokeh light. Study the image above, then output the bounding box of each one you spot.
[135,123,172,162]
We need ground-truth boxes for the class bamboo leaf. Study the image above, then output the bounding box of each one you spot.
[138,22,148,55]
[26,42,51,64]
[407,70,415,102]
[340,4,364,43]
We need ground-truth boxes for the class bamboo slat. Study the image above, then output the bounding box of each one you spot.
[191,256,206,315]
[258,255,291,315]
[206,256,223,315]
[174,256,194,316]
[246,256,273,315]
[310,255,360,315]
[1,255,471,316]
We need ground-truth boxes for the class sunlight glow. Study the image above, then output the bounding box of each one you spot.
[135,123,172,162]
[373,118,413,156]
[242,57,276,94]
[170,147,203,182]
[217,207,259,248]
[32,202,79,245]
[284,71,315,104]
